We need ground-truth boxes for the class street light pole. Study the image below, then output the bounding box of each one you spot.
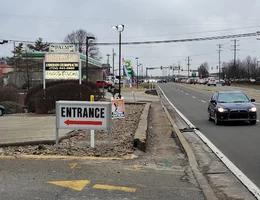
[135,57,139,88]
[86,36,95,81]
[112,24,124,99]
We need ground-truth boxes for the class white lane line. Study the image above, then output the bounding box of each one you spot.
[186,93,188,95]
[201,100,206,103]
[156,84,260,200]
[181,90,184,92]
[192,96,196,99]
[177,88,180,90]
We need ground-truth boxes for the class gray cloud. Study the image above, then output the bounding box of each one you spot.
[0,0,260,76]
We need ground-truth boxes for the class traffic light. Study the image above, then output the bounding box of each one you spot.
[161,66,163,70]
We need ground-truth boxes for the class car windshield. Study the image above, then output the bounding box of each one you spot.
[217,93,250,103]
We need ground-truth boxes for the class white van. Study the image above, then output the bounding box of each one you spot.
[106,76,119,84]
[207,78,216,86]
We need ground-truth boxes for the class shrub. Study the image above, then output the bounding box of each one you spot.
[34,83,94,114]
[0,86,18,102]
[0,101,24,114]
[25,80,102,113]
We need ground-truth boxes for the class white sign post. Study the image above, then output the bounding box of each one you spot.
[55,101,112,147]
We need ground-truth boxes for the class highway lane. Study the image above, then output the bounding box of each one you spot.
[159,82,260,188]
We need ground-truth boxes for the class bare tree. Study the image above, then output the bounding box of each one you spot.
[198,62,209,78]
[64,29,102,60]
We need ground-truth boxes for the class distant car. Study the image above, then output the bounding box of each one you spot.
[207,78,216,86]
[96,80,115,90]
[208,91,257,125]
[222,79,231,86]
[0,105,5,116]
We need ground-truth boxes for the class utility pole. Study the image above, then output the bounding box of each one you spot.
[231,39,239,79]
[178,61,180,79]
[217,44,223,81]
[106,54,110,73]
[186,57,191,78]
[112,49,116,76]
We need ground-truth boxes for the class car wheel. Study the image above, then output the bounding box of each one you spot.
[108,86,112,90]
[214,112,220,125]
[250,120,257,125]
[214,84,216,86]
[0,109,3,116]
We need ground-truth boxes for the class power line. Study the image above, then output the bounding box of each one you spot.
[1,31,259,46]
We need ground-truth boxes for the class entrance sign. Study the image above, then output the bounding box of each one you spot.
[49,44,76,53]
[55,101,112,146]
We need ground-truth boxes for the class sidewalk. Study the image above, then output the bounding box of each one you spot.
[106,90,160,103]
[0,115,74,146]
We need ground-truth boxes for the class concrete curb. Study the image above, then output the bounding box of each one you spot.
[0,154,138,160]
[161,100,218,200]
[0,130,77,148]
[134,103,151,152]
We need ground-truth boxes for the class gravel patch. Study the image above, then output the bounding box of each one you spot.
[0,104,145,158]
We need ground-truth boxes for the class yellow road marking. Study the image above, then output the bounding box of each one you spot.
[132,165,141,170]
[93,184,136,193]
[48,180,90,191]
[70,163,77,169]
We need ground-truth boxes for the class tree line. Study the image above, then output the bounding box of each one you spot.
[198,56,260,80]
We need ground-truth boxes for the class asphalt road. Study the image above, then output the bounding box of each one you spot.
[158,82,260,188]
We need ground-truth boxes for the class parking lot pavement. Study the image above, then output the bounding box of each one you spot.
[0,115,73,145]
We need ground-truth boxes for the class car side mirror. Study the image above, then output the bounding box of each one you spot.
[210,100,216,104]
[251,99,255,102]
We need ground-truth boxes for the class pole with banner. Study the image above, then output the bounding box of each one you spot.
[122,58,136,102]
[90,95,95,147]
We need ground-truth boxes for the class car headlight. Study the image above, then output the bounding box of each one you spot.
[249,107,257,112]
[218,107,228,112]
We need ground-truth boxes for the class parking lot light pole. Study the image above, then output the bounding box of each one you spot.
[86,36,95,81]
[112,24,124,99]
[135,57,139,88]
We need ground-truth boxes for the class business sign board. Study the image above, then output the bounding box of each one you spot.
[44,53,80,80]
[45,53,79,62]
[49,44,76,53]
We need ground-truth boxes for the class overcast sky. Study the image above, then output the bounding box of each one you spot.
[1,0,260,76]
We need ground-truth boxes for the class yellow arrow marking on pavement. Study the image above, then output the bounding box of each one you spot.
[48,180,90,191]
[93,184,136,192]
[132,165,141,170]
[70,163,77,169]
